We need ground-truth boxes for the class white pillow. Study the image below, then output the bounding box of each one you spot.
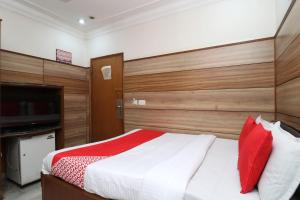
[258,121,300,200]
[255,115,274,131]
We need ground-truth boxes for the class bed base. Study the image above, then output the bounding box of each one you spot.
[41,122,300,200]
[41,174,107,200]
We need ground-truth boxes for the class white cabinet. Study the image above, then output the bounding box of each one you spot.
[6,132,55,186]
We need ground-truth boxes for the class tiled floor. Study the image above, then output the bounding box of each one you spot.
[3,179,42,200]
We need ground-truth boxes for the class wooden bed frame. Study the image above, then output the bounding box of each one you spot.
[41,121,300,200]
[41,173,106,200]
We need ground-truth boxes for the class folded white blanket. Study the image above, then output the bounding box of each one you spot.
[84,133,216,200]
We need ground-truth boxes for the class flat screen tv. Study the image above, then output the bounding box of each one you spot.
[1,84,61,132]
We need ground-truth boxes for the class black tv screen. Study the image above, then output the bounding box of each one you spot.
[0,84,61,130]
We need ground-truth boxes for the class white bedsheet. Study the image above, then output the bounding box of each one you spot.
[185,138,260,200]
[42,130,216,200]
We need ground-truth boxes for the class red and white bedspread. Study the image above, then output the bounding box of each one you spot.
[42,129,216,200]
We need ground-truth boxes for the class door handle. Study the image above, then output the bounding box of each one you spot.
[116,99,123,119]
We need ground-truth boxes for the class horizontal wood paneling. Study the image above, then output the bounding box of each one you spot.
[125,62,274,92]
[0,51,43,74]
[275,0,300,58]
[0,50,90,148]
[0,69,43,84]
[276,113,300,131]
[276,34,300,85]
[44,60,88,81]
[64,94,88,112]
[64,108,88,147]
[277,77,300,118]
[64,136,87,148]
[44,76,89,94]
[125,39,274,76]
[275,0,300,130]
[125,88,274,112]
[64,119,87,133]
[125,109,274,135]
[64,110,87,125]
[63,93,88,146]
[64,126,87,139]
[64,126,87,146]
[125,124,240,140]
[43,61,90,147]
[0,50,43,84]
[124,38,275,139]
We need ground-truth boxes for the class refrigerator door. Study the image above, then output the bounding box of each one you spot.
[5,137,21,184]
[19,132,55,185]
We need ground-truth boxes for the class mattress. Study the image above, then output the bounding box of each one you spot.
[42,129,216,200]
[185,138,260,200]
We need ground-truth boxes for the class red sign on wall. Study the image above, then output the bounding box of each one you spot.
[56,49,72,64]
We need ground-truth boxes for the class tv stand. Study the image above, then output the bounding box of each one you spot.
[0,125,61,139]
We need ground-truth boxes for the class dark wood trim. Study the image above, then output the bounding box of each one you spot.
[87,68,92,143]
[274,0,297,37]
[41,174,106,200]
[0,49,86,69]
[0,126,60,139]
[276,75,300,87]
[124,37,274,63]
[90,60,94,142]
[42,59,45,83]
[124,107,275,113]
[0,82,63,89]
[274,38,277,119]
[90,53,124,61]
[277,112,300,120]
[122,53,125,122]
[57,87,65,149]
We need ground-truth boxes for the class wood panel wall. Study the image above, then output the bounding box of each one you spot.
[0,50,90,148]
[44,60,90,147]
[275,0,300,131]
[124,38,275,139]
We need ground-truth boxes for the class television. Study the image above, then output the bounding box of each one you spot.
[0,84,61,133]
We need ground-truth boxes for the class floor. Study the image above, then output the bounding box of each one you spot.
[3,179,42,200]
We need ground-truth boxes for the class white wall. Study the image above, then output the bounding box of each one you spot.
[1,0,291,65]
[0,7,88,67]
[87,0,277,61]
[275,0,293,28]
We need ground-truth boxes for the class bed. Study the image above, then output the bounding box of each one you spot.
[41,125,300,200]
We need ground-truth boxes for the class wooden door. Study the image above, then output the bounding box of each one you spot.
[91,53,124,142]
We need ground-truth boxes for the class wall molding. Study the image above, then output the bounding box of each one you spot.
[0,0,85,39]
[0,0,225,40]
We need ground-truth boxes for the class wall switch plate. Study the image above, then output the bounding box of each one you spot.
[138,100,146,105]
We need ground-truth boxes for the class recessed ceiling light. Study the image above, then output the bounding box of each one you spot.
[78,18,85,25]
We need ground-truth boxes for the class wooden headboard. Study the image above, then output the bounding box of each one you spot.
[275,0,300,131]
[124,38,275,139]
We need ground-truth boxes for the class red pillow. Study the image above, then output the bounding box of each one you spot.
[238,116,257,169]
[239,124,273,193]
[239,116,257,151]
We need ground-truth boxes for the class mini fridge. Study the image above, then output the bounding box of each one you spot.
[6,132,55,186]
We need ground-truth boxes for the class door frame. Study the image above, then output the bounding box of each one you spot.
[89,53,124,142]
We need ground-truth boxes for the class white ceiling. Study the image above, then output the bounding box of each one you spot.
[11,0,218,33]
